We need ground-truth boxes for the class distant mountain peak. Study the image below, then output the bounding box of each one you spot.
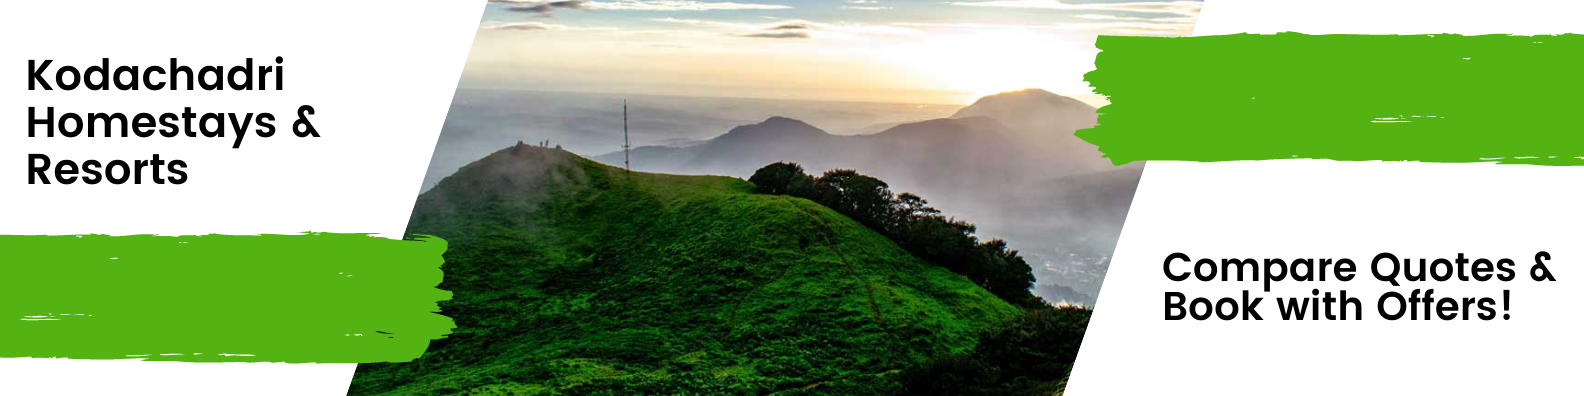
[714,116,829,141]
[755,116,821,131]
[956,89,1095,117]
[946,88,1109,171]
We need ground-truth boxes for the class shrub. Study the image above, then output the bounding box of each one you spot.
[748,162,814,196]
[896,306,1091,396]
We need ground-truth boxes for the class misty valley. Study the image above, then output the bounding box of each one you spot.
[418,88,1141,306]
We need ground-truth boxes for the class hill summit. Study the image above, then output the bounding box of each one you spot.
[352,145,1022,395]
[715,116,828,141]
[951,88,1106,166]
[953,89,1096,119]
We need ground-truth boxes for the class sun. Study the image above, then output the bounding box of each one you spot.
[876,28,1098,103]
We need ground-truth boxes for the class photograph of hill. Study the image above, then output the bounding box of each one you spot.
[356,0,1199,394]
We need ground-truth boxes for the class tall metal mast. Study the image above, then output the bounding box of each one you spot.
[622,100,631,173]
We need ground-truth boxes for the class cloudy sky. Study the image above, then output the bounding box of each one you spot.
[463,0,1200,105]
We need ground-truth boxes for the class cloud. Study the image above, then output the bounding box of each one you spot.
[484,21,566,30]
[492,0,791,18]
[894,2,1200,37]
[1074,21,1194,36]
[653,17,920,39]
[654,18,813,38]
[652,16,925,40]
[892,21,1061,29]
[1072,13,1195,23]
[842,0,891,10]
[652,17,751,29]
[949,0,1201,16]
[741,31,810,39]
[769,22,815,30]
[893,19,1194,36]
[597,0,791,10]
[1071,13,1144,21]
[494,0,590,16]
[480,20,619,31]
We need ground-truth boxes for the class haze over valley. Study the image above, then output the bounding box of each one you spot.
[418,88,1140,305]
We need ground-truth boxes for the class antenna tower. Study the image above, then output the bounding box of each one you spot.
[622,100,631,173]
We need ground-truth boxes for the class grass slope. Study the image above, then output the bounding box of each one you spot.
[352,145,1022,395]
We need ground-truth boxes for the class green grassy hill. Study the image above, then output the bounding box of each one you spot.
[351,144,1023,395]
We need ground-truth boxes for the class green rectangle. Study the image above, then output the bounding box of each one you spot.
[1082,33,1584,165]
[0,233,453,363]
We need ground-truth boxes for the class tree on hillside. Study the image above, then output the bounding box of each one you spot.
[748,162,1043,307]
[748,161,813,196]
[976,239,1037,303]
[893,215,979,275]
[889,192,939,230]
[812,169,895,230]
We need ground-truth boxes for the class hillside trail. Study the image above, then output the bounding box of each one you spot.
[794,204,885,324]
[709,196,920,394]
[747,201,916,394]
[791,202,915,369]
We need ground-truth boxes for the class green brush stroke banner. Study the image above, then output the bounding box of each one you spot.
[1082,32,1584,165]
[0,233,453,363]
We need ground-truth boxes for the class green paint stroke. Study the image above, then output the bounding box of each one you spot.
[0,233,453,363]
[1083,32,1584,165]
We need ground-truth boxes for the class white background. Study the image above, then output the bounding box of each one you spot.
[1069,1,1584,395]
[0,1,483,394]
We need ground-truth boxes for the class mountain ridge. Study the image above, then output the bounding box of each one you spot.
[588,88,1135,305]
[596,88,1105,178]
